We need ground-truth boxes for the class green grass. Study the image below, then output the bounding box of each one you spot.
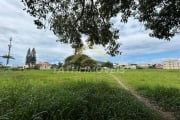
[0,70,158,120]
[113,69,180,119]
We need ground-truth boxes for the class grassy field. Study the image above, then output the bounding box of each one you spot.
[0,70,159,120]
[0,69,179,120]
[113,69,180,119]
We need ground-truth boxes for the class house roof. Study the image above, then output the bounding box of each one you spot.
[37,62,51,65]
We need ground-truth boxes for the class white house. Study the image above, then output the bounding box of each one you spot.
[37,62,52,70]
[118,64,137,69]
[155,64,163,69]
[137,64,150,69]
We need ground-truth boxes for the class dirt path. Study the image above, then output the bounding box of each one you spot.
[110,74,176,120]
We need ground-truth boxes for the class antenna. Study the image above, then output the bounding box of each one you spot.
[0,37,14,65]
[6,37,12,65]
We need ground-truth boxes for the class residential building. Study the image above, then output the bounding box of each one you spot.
[163,60,180,69]
[155,64,163,69]
[37,62,52,70]
[118,64,137,69]
[137,64,150,69]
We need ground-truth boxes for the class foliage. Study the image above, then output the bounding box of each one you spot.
[64,54,98,70]
[102,61,113,68]
[25,48,31,65]
[34,64,40,70]
[0,71,158,120]
[51,64,57,69]
[21,0,133,56]
[25,48,36,68]
[51,62,63,69]
[81,58,97,67]
[31,48,36,65]
[135,0,180,40]
[22,0,180,56]
[58,62,63,68]
[0,64,5,70]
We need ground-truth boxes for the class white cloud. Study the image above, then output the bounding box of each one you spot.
[0,0,74,65]
[111,14,180,57]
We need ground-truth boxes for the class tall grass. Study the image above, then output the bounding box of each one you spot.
[0,70,158,120]
[114,69,180,119]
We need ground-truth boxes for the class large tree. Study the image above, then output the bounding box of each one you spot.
[22,0,180,56]
[64,54,98,70]
[102,61,113,68]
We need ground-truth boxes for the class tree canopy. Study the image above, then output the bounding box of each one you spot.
[64,54,97,68]
[102,61,113,68]
[22,0,180,56]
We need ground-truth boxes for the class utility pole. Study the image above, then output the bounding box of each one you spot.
[6,37,12,65]
[0,37,14,66]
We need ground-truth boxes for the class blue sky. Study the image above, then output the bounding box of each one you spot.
[0,0,180,65]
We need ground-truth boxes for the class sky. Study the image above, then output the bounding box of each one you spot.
[0,0,180,66]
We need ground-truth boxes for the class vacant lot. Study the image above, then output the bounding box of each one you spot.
[113,69,180,119]
[0,70,159,120]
